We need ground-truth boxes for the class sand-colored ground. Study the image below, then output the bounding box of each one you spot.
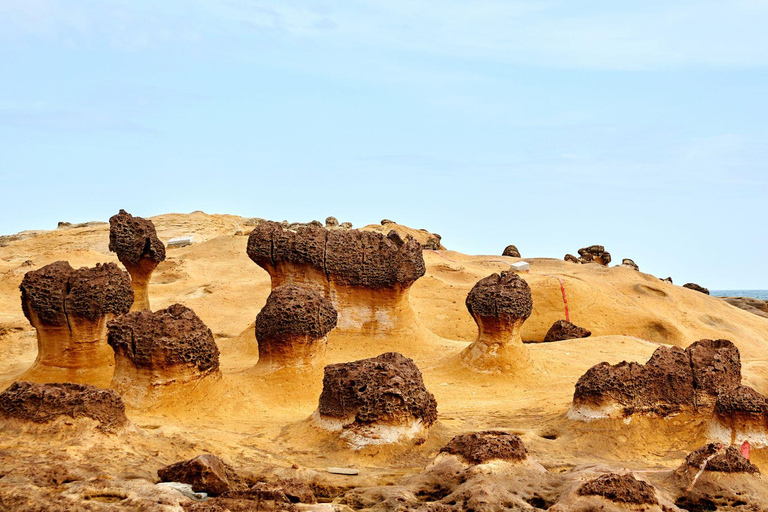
[2,212,768,510]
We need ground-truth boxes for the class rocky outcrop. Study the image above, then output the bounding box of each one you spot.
[158,454,241,496]
[183,480,315,511]
[683,282,709,295]
[440,431,527,464]
[460,271,534,372]
[19,261,133,386]
[0,381,128,432]
[107,304,220,406]
[324,216,339,228]
[564,254,579,264]
[709,386,768,448]
[566,245,611,266]
[543,319,591,343]
[502,245,521,258]
[620,258,639,271]
[570,339,741,420]
[719,296,768,319]
[247,221,425,341]
[577,473,658,505]
[109,209,166,311]
[254,284,337,369]
[662,276,673,284]
[314,352,437,448]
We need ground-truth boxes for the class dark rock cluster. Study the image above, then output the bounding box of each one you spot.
[682,444,759,474]
[543,320,591,343]
[578,473,658,505]
[108,209,166,266]
[440,431,527,464]
[564,245,611,266]
[683,282,710,295]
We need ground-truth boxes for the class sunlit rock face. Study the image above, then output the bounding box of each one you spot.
[313,352,437,449]
[254,284,337,370]
[708,385,768,448]
[19,261,133,387]
[570,339,742,421]
[109,209,166,311]
[247,221,425,340]
[460,271,534,373]
[107,304,220,407]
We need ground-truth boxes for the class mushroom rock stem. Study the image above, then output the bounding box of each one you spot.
[122,258,157,311]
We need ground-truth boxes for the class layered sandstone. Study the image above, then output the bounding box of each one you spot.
[19,261,133,386]
[708,386,768,447]
[107,304,220,406]
[109,209,166,311]
[460,271,534,372]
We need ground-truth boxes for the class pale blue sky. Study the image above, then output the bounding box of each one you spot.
[1,1,766,288]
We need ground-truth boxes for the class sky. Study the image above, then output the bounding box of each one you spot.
[1,0,766,289]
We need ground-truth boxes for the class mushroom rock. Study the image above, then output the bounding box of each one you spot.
[570,340,740,420]
[254,284,338,370]
[313,352,437,448]
[620,258,639,271]
[107,304,221,407]
[460,271,534,372]
[246,221,426,346]
[708,386,768,448]
[683,282,710,295]
[324,216,339,228]
[502,245,521,258]
[440,431,527,464]
[108,209,166,311]
[577,245,612,266]
[542,319,591,343]
[576,473,659,506]
[0,381,129,433]
[19,261,133,387]
[157,454,241,496]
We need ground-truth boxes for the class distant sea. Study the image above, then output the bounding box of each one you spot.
[711,290,768,300]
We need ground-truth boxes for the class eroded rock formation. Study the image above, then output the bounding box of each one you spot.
[440,431,527,464]
[460,271,534,372]
[254,284,337,369]
[502,244,521,258]
[564,245,611,266]
[577,473,658,505]
[683,282,709,295]
[19,261,133,386]
[107,304,220,406]
[109,209,166,311]
[158,454,241,496]
[0,381,128,432]
[709,385,768,447]
[543,319,591,343]
[620,258,639,271]
[719,296,768,319]
[313,352,437,448]
[247,221,425,340]
[570,339,741,420]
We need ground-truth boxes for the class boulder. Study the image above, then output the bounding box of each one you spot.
[502,245,521,258]
[542,320,591,343]
[683,282,710,295]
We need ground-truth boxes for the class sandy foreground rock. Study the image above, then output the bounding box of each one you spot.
[1,211,768,510]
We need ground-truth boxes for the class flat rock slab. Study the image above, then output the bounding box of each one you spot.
[327,467,359,475]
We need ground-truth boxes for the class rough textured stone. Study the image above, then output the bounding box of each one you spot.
[20,261,133,326]
[158,454,239,496]
[576,245,612,266]
[422,233,442,251]
[182,480,312,511]
[318,352,437,426]
[683,444,759,474]
[683,282,710,295]
[324,216,339,228]
[502,245,521,258]
[542,320,591,343]
[440,431,527,464]
[621,258,639,271]
[578,473,658,505]
[107,304,219,373]
[564,254,579,264]
[108,209,166,265]
[687,338,741,400]
[714,385,768,418]
[0,381,128,431]
[573,361,637,410]
[465,271,533,321]
[719,296,768,319]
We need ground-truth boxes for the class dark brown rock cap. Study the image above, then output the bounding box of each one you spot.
[466,271,533,321]
[687,338,741,397]
[683,444,759,474]
[255,285,337,343]
[578,473,658,505]
[683,282,710,295]
[107,304,219,373]
[318,352,437,426]
[440,431,527,464]
[20,261,134,326]
[502,245,521,258]
[0,381,128,431]
[543,320,591,343]
[714,385,768,418]
[108,209,166,265]
[247,221,426,288]
[158,454,240,496]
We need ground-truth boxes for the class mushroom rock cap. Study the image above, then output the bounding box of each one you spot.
[683,282,710,295]
[709,386,768,448]
[108,304,219,374]
[318,352,437,427]
[440,431,527,464]
[687,338,741,400]
[502,245,521,258]
[0,381,128,431]
[542,320,591,343]
[681,444,759,474]
[20,261,134,327]
[577,473,658,505]
[108,209,166,265]
[325,216,339,228]
[465,271,533,321]
[714,385,768,419]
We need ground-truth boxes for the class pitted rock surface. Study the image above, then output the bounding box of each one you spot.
[687,338,741,397]
[108,209,166,265]
[158,454,240,496]
[576,245,612,266]
[465,271,533,321]
[20,261,133,326]
[107,304,219,373]
[324,216,339,228]
[543,320,591,342]
[683,282,710,295]
[683,444,759,474]
[574,361,638,409]
[714,386,768,418]
[440,431,527,464]
[578,473,658,505]
[632,345,695,412]
[255,285,337,343]
[247,221,425,288]
[318,352,437,426]
[502,245,521,258]
[0,381,128,430]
